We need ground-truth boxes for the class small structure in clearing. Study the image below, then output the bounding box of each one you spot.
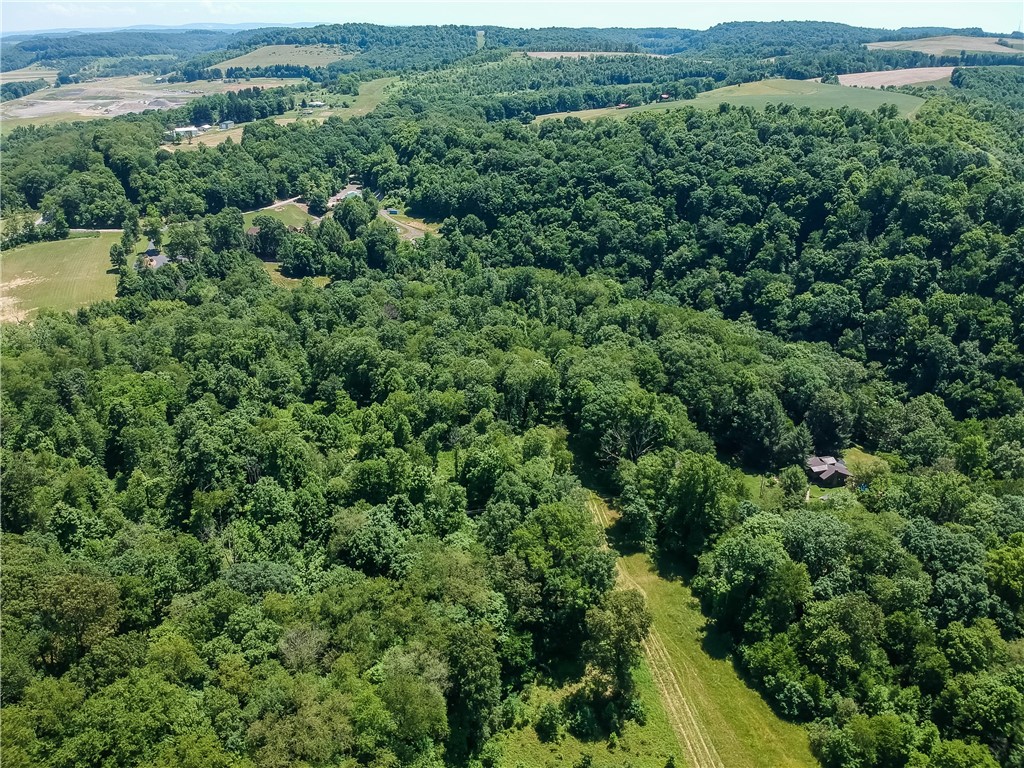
[805,455,852,487]
[219,120,235,130]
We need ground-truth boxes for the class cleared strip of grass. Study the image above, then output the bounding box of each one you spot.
[593,495,817,768]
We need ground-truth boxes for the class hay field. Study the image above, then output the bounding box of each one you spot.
[867,35,1024,56]
[538,78,926,122]
[0,233,123,322]
[836,66,955,87]
[215,44,352,70]
[0,66,59,85]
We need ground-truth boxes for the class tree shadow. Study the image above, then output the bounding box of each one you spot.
[700,623,734,661]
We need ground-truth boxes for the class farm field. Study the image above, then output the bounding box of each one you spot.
[867,35,1024,56]
[215,44,352,70]
[0,74,302,133]
[178,77,400,149]
[0,65,60,84]
[538,78,926,122]
[0,232,125,322]
[835,66,955,87]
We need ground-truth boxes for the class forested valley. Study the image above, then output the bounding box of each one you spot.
[1,20,1024,768]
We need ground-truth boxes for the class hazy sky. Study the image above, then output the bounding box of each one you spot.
[2,0,1022,34]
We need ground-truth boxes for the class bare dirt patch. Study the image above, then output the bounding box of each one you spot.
[835,67,955,88]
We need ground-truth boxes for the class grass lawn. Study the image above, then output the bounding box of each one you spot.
[538,78,926,122]
[260,261,330,289]
[215,44,352,70]
[244,204,313,230]
[0,232,134,321]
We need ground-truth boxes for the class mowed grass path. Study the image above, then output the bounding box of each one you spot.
[588,494,816,768]
[1,233,121,321]
[538,78,926,122]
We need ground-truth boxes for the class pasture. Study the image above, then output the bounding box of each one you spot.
[538,78,926,122]
[0,233,124,322]
[215,44,352,70]
[867,35,1024,56]
[836,66,955,88]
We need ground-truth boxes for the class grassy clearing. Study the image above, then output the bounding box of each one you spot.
[260,261,330,289]
[243,203,312,230]
[592,494,816,768]
[524,51,666,59]
[537,79,926,123]
[867,35,1024,56]
[495,494,816,768]
[0,232,130,321]
[215,44,352,70]
[490,661,679,768]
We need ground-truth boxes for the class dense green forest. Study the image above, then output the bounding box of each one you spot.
[2,19,1024,768]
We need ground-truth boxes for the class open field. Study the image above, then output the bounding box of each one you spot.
[0,233,125,322]
[867,35,1024,56]
[0,74,303,133]
[538,78,926,122]
[525,50,667,59]
[177,77,399,149]
[215,44,352,70]
[835,66,955,88]
[0,66,60,85]
[243,202,313,229]
[261,261,330,289]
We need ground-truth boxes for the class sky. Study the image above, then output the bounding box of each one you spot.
[1,0,1022,35]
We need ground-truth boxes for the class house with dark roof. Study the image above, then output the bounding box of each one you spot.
[805,455,852,487]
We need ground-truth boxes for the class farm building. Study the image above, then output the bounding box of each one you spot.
[805,455,852,487]
[308,100,326,107]
[199,124,212,132]
[173,126,201,138]
[220,120,235,130]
